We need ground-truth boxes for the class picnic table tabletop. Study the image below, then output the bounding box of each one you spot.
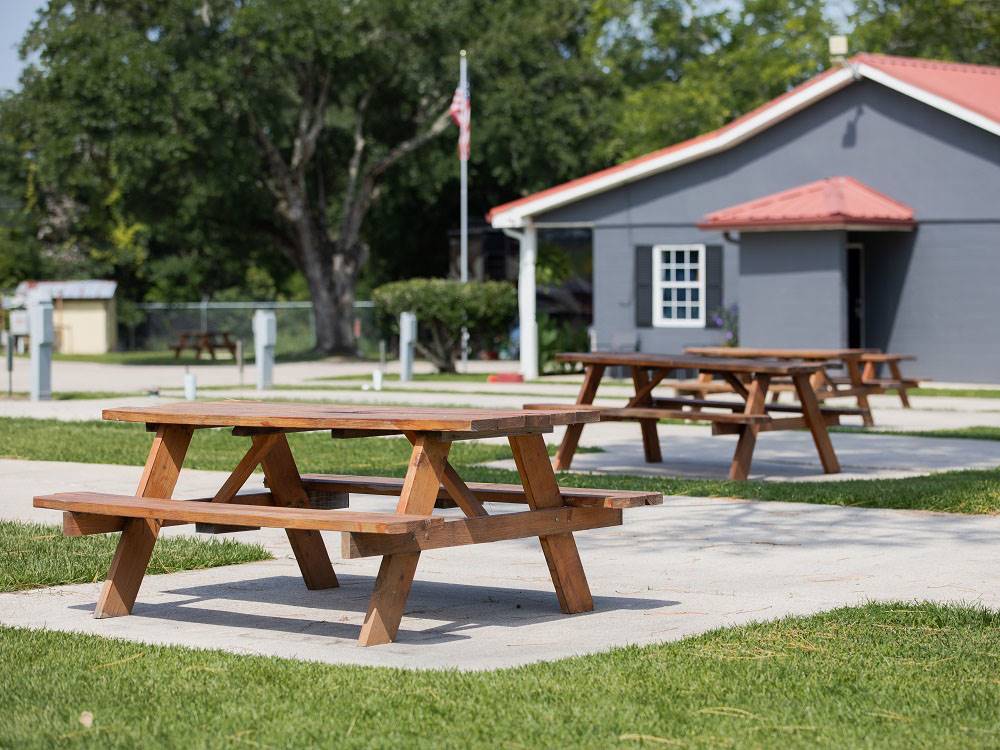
[555,351,824,376]
[684,346,872,361]
[103,401,600,433]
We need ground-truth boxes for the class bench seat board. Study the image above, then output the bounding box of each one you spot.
[298,474,661,508]
[36,492,442,535]
[343,507,623,558]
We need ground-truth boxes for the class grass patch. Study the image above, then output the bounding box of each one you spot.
[46,348,327,366]
[0,417,996,515]
[902,387,1000,399]
[834,425,1000,442]
[0,521,270,592]
[314,371,498,383]
[0,418,596,476]
[2,602,1000,747]
[0,391,142,401]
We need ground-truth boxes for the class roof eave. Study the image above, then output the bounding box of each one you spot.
[697,220,915,232]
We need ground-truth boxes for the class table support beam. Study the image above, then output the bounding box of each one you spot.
[553,364,605,471]
[510,433,593,614]
[359,434,451,646]
[95,424,193,618]
[258,434,338,590]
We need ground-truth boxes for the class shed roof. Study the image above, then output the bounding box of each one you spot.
[488,54,1000,229]
[14,279,118,303]
[697,176,915,231]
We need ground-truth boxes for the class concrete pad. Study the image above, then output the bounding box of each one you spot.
[3,494,1000,670]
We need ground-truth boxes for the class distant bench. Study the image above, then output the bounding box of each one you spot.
[171,330,237,360]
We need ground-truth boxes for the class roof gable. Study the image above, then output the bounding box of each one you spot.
[489,54,1000,229]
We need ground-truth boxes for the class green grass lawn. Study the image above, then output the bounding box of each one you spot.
[901,387,1000,399]
[0,391,144,401]
[2,418,998,514]
[0,521,270,592]
[833,425,1000,442]
[2,602,999,748]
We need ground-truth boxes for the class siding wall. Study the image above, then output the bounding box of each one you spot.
[739,231,847,349]
[534,80,1000,381]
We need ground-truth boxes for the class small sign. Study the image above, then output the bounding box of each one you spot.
[9,310,28,336]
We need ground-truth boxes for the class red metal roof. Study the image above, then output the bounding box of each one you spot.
[488,54,999,227]
[856,53,1000,125]
[697,176,915,231]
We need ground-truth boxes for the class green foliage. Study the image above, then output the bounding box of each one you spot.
[373,278,517,372]
[850,0,1000,65]
[538,313,590,374]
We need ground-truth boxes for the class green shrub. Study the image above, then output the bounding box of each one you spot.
[373,278,517,372]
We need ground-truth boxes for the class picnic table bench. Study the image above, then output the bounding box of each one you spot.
[171,330,238,360]
[528,352,856,481]
[33,401,660,647]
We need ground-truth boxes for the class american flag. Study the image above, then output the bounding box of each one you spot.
[448,82,471,160]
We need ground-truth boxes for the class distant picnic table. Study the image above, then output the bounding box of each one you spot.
[34,401,660,647]
[684,347,920,425]
[528,352,858,481]
[171,330,237,360]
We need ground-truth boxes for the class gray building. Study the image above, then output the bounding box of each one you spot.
[489,54,1000,382]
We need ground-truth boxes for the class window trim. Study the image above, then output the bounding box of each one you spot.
[652,244,707,328]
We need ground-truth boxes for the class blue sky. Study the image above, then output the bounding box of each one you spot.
[0,0,47,92]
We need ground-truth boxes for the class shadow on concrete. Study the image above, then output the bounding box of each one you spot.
[71,574,679,645]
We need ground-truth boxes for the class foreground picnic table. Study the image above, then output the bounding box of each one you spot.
[534,352,855,480]
[34,402,660,647]
[684,346,880,426]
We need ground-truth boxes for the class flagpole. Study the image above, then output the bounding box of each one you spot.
[459,49,470,371]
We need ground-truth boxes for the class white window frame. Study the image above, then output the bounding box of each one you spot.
[652,244,706,328]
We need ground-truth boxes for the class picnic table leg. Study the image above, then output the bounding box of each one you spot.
[510,433,593,614]
[94,424,193,618]
[793,373,841,474]
[845,358,875,427]
[359,434,450,646]
[728,375,770,481]
[553,364,605,471]
[631,366,662,463]
[259,434,338,590]
[889,361,912,408]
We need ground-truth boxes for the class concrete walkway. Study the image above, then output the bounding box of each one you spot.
[3,458,1000,670]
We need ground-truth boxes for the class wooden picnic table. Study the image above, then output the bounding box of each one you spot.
[171,330,238,360]
[33,401,660,647]
[684,346,879,426]
[532,352,857,481]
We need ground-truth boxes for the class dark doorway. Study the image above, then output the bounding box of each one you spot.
[846,242,865,348]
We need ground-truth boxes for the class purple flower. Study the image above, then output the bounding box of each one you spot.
[724,331,734,340]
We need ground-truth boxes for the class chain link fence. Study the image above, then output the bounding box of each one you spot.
[122,301,379,358]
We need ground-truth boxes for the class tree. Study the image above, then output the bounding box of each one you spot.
[607,0,834,158]
[849,0,1000,65]
[7,0,624,353]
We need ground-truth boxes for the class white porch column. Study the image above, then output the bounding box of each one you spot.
[517,222,538,380]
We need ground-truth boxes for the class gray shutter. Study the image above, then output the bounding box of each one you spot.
[705,244,724,328]
[634,245,653,327]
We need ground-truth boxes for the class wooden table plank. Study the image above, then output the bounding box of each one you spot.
[36,493,443,534]
[103,401,600,433]
[556,351,821,376]
[95,425,193,619]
